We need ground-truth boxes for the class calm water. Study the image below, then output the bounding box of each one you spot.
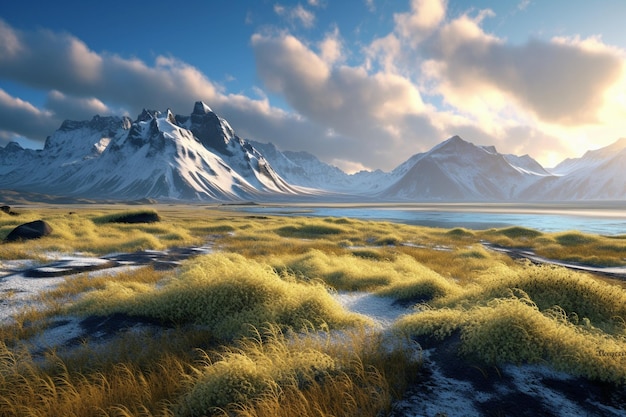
[234,203,626,236]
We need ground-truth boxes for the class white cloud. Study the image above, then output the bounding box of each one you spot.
[423,11,624,126]
[394,0,446,45]
[2,3,626,173]
[45,91,110,120]
[0,89,58,140]
[251,32,442,169]
[273,3,315,28]
[0,19,21,58]
[318,27,343,65]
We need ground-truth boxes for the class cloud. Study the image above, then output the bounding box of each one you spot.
[394,0,446,45]
[251,32,441,169]
[0,20,21,58]
[273,3,315,28]
[422,12,624,125]
[0,89,58,140]
[319,27,343,65]
[2,3,626,174]
[45,91,110,121]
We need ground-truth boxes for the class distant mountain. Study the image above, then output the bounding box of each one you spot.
[0,102,302,201]
[378,136,551,201]
[1,101,625,202]
[249,141,393,193]
[521,138,626,200]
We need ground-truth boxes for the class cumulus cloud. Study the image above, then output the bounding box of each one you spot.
[318,27,343,65]
[394,0,446,45]
[1,1,626,173]
[423,12,624,125]
[0,89,58,140]
[45,91,109,121]
[251,32,442,169]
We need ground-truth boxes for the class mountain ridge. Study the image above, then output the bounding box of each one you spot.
[1,102,625,202]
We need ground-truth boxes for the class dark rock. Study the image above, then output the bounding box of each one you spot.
[0,205,11,214]
[5,220,53,242]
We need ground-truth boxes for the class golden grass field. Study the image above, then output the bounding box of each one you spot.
[0,204,624,416]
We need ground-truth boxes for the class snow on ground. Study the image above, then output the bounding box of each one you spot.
[334,291,408,329]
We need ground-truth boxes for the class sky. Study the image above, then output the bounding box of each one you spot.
[1,0,626,173]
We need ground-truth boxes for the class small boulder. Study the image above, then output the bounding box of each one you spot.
[1,205,19,216]
[5,220,53,242]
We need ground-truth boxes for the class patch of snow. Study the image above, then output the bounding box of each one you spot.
[334,292,408,329]
[391,350,484,417]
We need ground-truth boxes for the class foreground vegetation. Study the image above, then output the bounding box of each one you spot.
[0,204,625,416]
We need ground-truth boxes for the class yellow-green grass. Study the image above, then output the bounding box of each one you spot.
[179,326,419,417]
[1,205,626,416]
[67,253,367,340]
[395,294,626,384]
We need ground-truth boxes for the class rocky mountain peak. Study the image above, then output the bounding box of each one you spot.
[192,101,213,115]
[189,103,232,154]
[136,109,161,123]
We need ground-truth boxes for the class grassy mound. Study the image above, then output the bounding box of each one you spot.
[69,253,366,339]
[92,209,161,224]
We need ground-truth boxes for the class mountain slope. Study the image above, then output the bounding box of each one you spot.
[249,141,394,194]
[380,136,551,201]
[521,138,626,200]
[1,106,623,202]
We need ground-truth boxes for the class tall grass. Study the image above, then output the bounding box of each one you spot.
[68,253,367,340]
[395,260,626,384]
[2,205,626,416]
[177,325,420,417]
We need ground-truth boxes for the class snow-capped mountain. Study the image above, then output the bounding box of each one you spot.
[0,102,302,201]
[378,136,551,201]
[249,141,393,193]
[521,138,626,200]
[1,101,625,202]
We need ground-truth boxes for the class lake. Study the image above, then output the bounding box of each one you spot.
[232,202,626,236]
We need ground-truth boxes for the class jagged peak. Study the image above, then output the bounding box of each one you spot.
[136,109,161,122]
[431,135,472,153]
[59,115,128,133]
[192,101,213,115]
[4,141,24,151]
[166,109,176,124]
[481,145,498,154]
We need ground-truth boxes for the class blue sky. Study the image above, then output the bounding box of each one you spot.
[1,0,626,172]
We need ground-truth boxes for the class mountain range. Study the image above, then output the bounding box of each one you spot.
[0,101,624,202]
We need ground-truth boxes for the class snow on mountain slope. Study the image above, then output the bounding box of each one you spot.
[0,102,303,201]
[380,136,551,201]
[250,141,401,193]
[550,137,626,176]
[521,138,626,200]
[1,106,623,202]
